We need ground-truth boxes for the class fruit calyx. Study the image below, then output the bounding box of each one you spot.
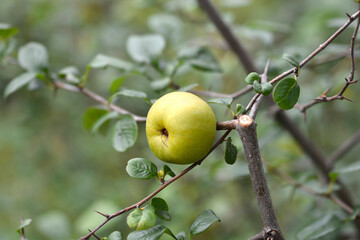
[160,128,169,147]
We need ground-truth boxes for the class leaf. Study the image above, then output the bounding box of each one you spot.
[58,66,80,84]
[91,111,119,134]
[244,72,260,84]
[349,205,360,221]
[127,225,177,240]
[112,115,138,152]
[150,77,170,91]
[225,137,237,165]
[273,78,300,110]
[190,209,221,236]
[334,161,360,175]
[126,34,166,63]
[261,82,273,95]
[108,231,122,240]
[208,97,233,108]
[18,42,48,72]
[88,54,133,71]
[236,104,246,115]
[177,83,199,92]
[34,210,70,239]
[148,14,183,41]
[151,198,171,221]
[4,72,37,98]
[127,205,156,230]
[17,219,32,234]
[296,214,342,240]
[282,53,300,68]
[108,89,152,105]
[126,158,157,179]
[109,76,127,93]
[178,47,221,72]
[175,232,186,240]
[252,80,262,93]
[163,165,176,177]
[0,23,19,40]
[82,108,110,135]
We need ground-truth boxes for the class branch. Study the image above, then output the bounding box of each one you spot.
[236,115,285,240]
[80,129,232,240]
[53,80,147,122]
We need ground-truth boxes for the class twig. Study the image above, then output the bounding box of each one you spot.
[80,129,232,240]
[236,115,285,240]
[329,130,360,164]
[20,217,26,240]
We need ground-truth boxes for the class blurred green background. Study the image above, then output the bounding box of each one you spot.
[1,0,360,239]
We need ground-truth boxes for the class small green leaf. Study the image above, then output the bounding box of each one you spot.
[150,77,170,91]
[178,47,221,72]
[334,161,360,175]
[112,115,138,152]
[296,214,342,240]
[190,209,220,236]
[126,158,157,179]
[108,89,152,105]
[89,54,133,71]
[175,232,186,240]
[208,97,233,107]
[163,165,176,177]
[127,225,177,240]
[127,206,156,230]
[107,231,122,240]
[0,23,19,40]
[349,205,360,221]
[82,108,110,135]
[236,104,246,115]
[91,111,118,134]
[109,76,127,93]
[4,72,37,98]
[328,172,339,182]
[261,82,273,95]
[177,83,199,92]
[17,219,32,234]
[126,34,166,63]
[252,80,262,93]
[225,137,237,165]
[282,53,300,68]
[273,78,300,110]
[244,72,260,84]
[58,66,80,84]
[151,198,171,221]
[18,42,48,72]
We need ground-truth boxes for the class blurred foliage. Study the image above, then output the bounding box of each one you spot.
[1,0,360,239]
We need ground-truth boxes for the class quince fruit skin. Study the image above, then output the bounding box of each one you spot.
[146,92,216,164]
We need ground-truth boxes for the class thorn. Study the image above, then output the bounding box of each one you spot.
[346,13,351,18]
[94,210,109,218]
[342,96,353,102]
[320,86,332,97]
[344,77,349,83]
[88,230,101,240]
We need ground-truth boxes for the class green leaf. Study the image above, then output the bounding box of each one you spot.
[273,78,300,110]
[18,42,48,72]
[127,205,156,230]
[175,232,186,240]
[108,89,152,105]
[126,34,166,63]
[126,158,157,179]
[4,72,37,98]
[107,231,122,240]
[17,219,32,234]
[151,198,171,221]
[150,77,170,91]
[127,225,177,240]
[178,46,221,72]
[58,66,80,84]
[109,76,127,93]
[296,214,342,240]
[225,137,237,165]
[236,104,246,115]
[349,205,360,221]
[334,161,360,175]
[148,14,183,41]
[261,82,273,95]
[328,172,339,182]
[112,115,138,152]
[177,83,199,92]
[244,72,260,84]
[163,165,176,177]
[190,209,221,236]
[0,23,19,40]
[89,54,133,71]
[252,80,262,93]
[282,53,300,68]
[208,97,233,108]
[83,108,110,135]
[91,111,118,134]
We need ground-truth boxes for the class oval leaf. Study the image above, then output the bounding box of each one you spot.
[18,42,48,72]
[282,53,300,68]
[127,206,156,230]
[112,115,138,152]
[190,209,220,236]
[261,82,273,96]
[126,158,157,179]
[208,97,233,108]
[225,137,237,165]
[244,72,259,84]
[108,231,122,240]
[126,34,165,63]
[4,72,37,98]
[273,78,300,110]
[178,47,221,72]
[127,225,177,240]
[91,111,119,134]
[89,54,133,71]
[108,89,151,105]
[0,23,19,40]
[82,108,109,135]
[17,219,32,234]
[252,80,262,93]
